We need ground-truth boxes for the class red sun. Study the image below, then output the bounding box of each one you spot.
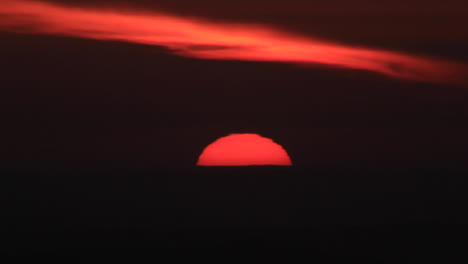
[197,133,293,166]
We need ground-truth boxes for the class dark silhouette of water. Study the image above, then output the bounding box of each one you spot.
[3,167,467,261]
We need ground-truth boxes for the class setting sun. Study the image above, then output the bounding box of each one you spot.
[197,133,292,166]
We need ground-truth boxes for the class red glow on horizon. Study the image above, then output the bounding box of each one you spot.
[0,0,467,85]
[197,134,292,166]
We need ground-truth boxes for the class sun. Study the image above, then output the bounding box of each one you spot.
[197,133,293,166]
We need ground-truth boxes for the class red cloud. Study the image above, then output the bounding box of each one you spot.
[1,0,467,85]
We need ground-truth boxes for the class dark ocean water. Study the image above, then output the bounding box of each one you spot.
[3,167,467,261]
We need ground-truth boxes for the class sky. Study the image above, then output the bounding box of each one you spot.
[1,0,468,169]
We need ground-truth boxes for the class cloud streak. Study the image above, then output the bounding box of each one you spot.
[1,0,467,85]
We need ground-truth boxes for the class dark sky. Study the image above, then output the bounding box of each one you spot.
[1,0,468,170]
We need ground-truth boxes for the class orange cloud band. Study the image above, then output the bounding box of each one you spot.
[1,0,467,85]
